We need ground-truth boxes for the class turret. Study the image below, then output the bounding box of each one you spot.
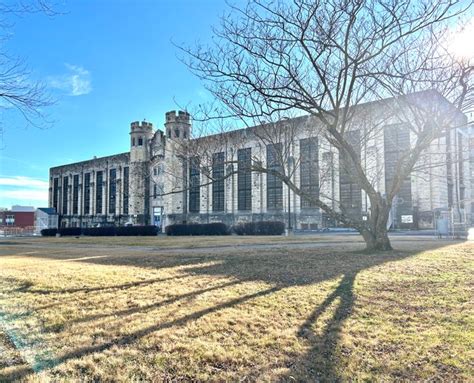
[130,120,154,162]
[129,120,154,225]
[164,110,191,140]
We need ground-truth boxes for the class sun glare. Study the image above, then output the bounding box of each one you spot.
[450,19,474,61]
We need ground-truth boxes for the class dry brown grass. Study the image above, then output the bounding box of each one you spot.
[18,233,358,248]
[0,236,472,382]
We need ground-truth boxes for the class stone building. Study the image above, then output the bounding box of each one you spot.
[49,91,471,230]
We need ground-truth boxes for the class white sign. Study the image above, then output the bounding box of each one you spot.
[401,215,413,223]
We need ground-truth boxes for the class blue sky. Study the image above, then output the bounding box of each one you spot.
[0,0,232,208]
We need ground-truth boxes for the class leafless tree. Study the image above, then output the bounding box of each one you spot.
[178,0,473,251]
[0,1,58,135]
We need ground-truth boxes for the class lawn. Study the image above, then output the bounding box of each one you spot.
[0,236,472,381]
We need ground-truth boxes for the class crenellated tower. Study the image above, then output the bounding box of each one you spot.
[164,110,191,140]
[129,120,154,224]
[163,111,191,223]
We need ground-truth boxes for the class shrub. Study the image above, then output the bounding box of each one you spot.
[58,227,82,236]
[165,224,188,236]
[165,222,229,236]
[233,221,285,235]
[82,227,116,236]
[79,225,159,236]
[205,222,229,235]
[116,225,159,236]
[41,228,58,236]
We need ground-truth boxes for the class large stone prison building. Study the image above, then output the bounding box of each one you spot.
[49,91,471,230]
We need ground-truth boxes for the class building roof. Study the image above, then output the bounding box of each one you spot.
[50,152,130,171]
[37,207,57,215]
[11,205,35,212]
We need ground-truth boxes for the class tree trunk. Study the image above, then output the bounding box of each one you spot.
[361,228,392,252]
[359,195,393,252]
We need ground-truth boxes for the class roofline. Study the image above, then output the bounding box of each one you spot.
[50,151,130,171]
[191,89,466,142]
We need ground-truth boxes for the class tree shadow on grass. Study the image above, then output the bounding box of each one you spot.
[282,272,356,381]
[1,284,280,381]
[22,275,189,295]
[71,279,242,325]
[1,240,453,381]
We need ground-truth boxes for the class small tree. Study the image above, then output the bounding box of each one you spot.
[179,0,473,251]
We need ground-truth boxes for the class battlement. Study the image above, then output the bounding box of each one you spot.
[165,110,190,124]
[130,120,153,130]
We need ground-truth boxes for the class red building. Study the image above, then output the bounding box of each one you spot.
[0,211,35,228]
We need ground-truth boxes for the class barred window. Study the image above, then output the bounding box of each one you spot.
[458,133,464,185]
[62,176,69,215]
[189,157,200,213]
[238,148,252,211]
[96,171,103,214]
[53,178,59,212]
[109,168,116,214]
[212,152,225,212]
[300,137,319,208]
[73,174,79,215]
[123,167,129,214]
[84,173,91,215]
[266,143,283,210]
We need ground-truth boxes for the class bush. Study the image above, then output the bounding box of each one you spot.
[233,221,285,236]
[165,222,229,236]
[116,225,159,236]
[41,228,58,236]
[41,226,160,237]
[58,227,82,236]
[82,227,116,236]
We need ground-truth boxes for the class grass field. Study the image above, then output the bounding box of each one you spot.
[0,236,472,381]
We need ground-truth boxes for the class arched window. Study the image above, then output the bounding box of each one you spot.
[175,129,180,138]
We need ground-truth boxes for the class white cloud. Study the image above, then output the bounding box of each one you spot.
[0,176,49,189]
[48,64,92,96]
[0,176,49,207]
[1,189,47,202]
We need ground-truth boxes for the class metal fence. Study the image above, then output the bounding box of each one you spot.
[0,226,37,237]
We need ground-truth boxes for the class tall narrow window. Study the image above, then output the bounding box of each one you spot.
[267,143,283,209]
[458,133,464,185]
[212,152,225,212]
[383,125,412,222]
[189,157,200,213]
[53,178,59,212]
[300,137,319,208]
[446,131,453,207]
[84,173,91,215]
[238,148,252,211]
[96,171,103,214]
[123,167,129,214]
[73,174,79,215]
[62,176,69,215]
[109,168,116,214]
[322,152,335,204]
